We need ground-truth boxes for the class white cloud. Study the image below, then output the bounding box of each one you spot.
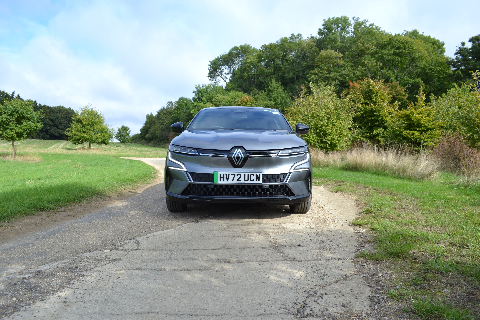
[1,0,215,134]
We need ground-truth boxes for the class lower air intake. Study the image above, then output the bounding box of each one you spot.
[182,184,295,197]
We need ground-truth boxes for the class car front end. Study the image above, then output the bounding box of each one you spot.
[164,107,312,213]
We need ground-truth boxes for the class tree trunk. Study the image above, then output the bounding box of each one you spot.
[11,141,16,160]
[88,141,91,149]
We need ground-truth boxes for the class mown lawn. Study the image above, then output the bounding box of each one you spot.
[0,140,167,222]
[313,166,480,319]
[0,139,168,157]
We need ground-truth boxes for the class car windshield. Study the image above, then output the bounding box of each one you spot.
[188,108,292,131]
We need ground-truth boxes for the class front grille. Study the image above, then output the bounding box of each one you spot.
[182,184,295,197]
[189,172,287,183]
[189,172,213,182]
[263,173,288,183]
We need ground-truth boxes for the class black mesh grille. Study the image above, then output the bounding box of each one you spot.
[182,184,295,197]
[263,173,288,183]
[189,172,287,183]
[189,173,213,182]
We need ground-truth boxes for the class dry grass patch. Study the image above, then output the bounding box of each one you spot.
[311,146,438,180]
[0,152,43,163]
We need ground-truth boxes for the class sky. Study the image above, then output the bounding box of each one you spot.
[1,0,479,135]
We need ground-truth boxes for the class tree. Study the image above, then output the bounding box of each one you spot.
[65,105,113,149]
[451,35,480,83]
[314,17,452,100]
[431,71,480,148]
[208,44,257,85]
[0,90,17,106]
[115,125,131,144]
[372,32,452,100]
[208,35,320,97]
[286,84,353,151]
[388,87,442,150]
[31,103,76,140]
[0,99,42,159]
[344,78,397,145]
[253,79,292,112]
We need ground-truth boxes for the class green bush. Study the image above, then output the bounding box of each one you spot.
[431,71,480,148]
[344,78,397,145]
[388,88,442,150]
[286,84,353,151]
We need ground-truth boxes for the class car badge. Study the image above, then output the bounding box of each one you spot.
[228,147,248,168]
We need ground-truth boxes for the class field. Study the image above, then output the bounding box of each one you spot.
[0,139,167,222]
[0,139,168,157]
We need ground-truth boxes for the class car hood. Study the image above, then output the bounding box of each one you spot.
[171,130,306,150]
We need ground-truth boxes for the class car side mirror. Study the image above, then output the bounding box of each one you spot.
[171,122,184,133]
[296,123,309,135]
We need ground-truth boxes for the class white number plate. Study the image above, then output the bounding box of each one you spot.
[214,172,262,184]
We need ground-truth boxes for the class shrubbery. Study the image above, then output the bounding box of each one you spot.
[286,84,353,151]
[431,134,480,182]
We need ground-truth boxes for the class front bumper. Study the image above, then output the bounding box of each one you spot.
[165,151,312,205]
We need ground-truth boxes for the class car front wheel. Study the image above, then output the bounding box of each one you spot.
[166,196,187,212]
[289,195,311,214]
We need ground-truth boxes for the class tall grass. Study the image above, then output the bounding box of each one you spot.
[310,146,439,180]
[431,134,480,185]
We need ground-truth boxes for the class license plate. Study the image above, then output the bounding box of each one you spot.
[214,172,262,184]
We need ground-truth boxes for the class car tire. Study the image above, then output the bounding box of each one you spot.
[166,196,187,212]
[289,195,311,214]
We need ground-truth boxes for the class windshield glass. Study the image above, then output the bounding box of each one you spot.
[188,108,292,131]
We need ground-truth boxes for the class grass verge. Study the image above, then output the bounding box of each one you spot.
[313,166,480,319]
[0,152,159,223]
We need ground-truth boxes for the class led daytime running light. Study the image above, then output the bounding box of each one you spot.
[278,146,307,156]
[290,153,310,172]
[167,151,187,171]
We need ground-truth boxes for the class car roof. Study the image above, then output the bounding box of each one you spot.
[200,106,279,112]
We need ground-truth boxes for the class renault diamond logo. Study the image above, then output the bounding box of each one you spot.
[232,148,244,166]
[228,147,248,168]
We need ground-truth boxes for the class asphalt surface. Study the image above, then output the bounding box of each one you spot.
[1,158,372,319]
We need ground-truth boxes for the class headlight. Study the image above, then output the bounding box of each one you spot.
[277,146,308,156]
[290,153,310,172]
[169,144,199,155]
[167,151,187,171]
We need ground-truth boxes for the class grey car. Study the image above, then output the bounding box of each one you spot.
[164,106,312,213]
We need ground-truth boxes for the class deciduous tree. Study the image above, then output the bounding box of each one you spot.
[451,35,480,83]
[286,84,353,151]
[0,99,42,159]
[115,125,131,144]
[388,88,442,150]
[344,78,397,145]
[65,105,113,149]
[431,71,480,148]
[31,103,76,140]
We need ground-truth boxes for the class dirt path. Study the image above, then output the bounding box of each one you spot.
[0,158,405,319]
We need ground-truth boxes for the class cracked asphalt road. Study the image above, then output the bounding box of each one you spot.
[1,158,372,319]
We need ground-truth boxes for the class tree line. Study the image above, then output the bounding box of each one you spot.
[0,91,131,158]
[2,16,479,153]
[0,90,76,140]
[137,16,480,152]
